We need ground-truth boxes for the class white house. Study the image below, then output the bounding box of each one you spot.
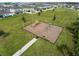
[22,8,38,14]
[0,10,15,18]
[0,6,17,18]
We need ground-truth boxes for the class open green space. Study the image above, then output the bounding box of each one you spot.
[0,8,79,56]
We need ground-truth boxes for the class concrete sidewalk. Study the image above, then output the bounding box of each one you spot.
[12,38,38,56]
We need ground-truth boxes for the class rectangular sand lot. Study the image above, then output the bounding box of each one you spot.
[24,22,62,43]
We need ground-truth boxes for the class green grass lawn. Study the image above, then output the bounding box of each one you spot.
[0,7,78,56]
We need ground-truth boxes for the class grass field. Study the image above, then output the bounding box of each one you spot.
[0,7,78,56]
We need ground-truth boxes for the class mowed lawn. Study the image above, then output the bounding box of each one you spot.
[0,8,78,56]
[0,14,34,55]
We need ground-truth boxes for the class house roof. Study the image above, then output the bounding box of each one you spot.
[0,10,13,14]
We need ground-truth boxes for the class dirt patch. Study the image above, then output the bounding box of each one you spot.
[24,22,62,43]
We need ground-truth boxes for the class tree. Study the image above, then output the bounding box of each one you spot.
[38,12,41,16]
[56,44,73,56]
[56,45,65,56]
[40,9,42,13]
[53,15,56,21]
[66,17,79,55]
[52,9,55,12]
[38,9,42,16]
[22,16,26,23]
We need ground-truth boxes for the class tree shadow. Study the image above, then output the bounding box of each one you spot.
[3,32,10,38]
[0,30,5,36]
[0,30,10,38]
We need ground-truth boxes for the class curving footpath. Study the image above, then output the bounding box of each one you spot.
[12,38,38,56]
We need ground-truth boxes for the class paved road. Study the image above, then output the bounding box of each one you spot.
[12,38,38,56]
